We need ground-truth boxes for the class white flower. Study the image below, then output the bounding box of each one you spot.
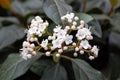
[52,38,63,49]
[28,27,38,35]
[64,13,74,20]
[41,39,48,48]
[89,56,95,60]
[20,47,28,60]
[56,30,67,39]
[53,25,62,33]
[30,19,39,27]
[38,23,47,32]
[36,31,42,37]
[65,34,73,45]
[34,16,43,23]
[91,45,99,57]
[80,40,90,49]
[76,28,91,40]
[22,41,30,47]
[65,26,70,30]
[27,54,32,59]
[27,16,49,37]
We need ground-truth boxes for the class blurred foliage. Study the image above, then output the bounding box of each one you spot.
[0,0,120,80]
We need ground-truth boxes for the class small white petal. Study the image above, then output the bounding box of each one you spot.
[91,46,99,57]
[80,40,90,49]
[65,34,73,45]
[41,39,48,48]
[89,56,95,60]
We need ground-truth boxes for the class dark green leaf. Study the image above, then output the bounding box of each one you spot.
[90,14,110,20]
[41,63,67,80]
[75,13,94,23]
[11,0,44,16]
[109,53,120,80]
[0,25,25,50]
[0,53,42,80]
[109,32,120,49]
[65,0,73,4]
[72,59,105,80]
[30,59,55,76]
[86,0,111,13]
[0,17,20,25]
[110,13,120,32]
[88,19,102,38]
[43,0,72,25]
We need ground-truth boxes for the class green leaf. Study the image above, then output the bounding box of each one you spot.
[43,0,72,25]
[75,13,94,23]
[90,14,110,20]
[0,25,25,50]
[11,0,44,16]
[109,53,120,80]
[86,0,111,13]
[30,59,55,76]
[0,53,42,80]
[41,63,67,80]
[65,0,73,4]
[0,17,20,25]
[88,19,102,38]
[72,59,105,80]
[110,13,120,33]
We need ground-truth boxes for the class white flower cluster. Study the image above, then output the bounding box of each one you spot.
[27,16,49,42]
[20,16,48,60]
[20,13,99,60]
[20,41,36,60]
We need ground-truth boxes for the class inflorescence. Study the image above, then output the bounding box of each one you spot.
[20,12,99,60]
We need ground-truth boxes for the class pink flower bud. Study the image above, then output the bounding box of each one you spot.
[32,51,36,56]
[73,52,78,57]
[72,42,76,46]
[63,46,68,50]
[80,50,84,54]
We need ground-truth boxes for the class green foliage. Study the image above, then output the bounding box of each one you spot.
[43,0,72,25]
[72,59,105,80]
[11,0,44,16]
[41,63,67,80]
[0,0,120,80]
[0,53,42,80]
[0,17,25,50]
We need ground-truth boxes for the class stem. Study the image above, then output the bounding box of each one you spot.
[82,0,86,12]
[45,28,52,36]
[36,40,41,46]
[61,55,73,61]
